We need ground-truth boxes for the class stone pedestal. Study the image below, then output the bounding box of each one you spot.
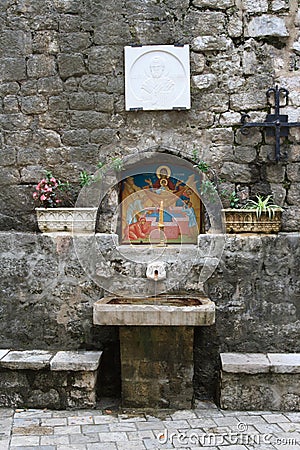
[119,326,194,409]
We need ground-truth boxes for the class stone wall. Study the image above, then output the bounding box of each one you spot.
[0,0,299,404]
[0,0,299,231]
[1,232,299,400]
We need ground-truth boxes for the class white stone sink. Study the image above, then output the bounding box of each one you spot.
[93,294,215,326]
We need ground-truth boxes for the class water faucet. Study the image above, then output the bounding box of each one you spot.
[146,261,166,281]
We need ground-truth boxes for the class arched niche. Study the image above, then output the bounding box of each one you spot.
[116,151,205,245]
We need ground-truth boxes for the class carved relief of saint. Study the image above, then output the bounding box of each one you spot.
[141,56,175,107]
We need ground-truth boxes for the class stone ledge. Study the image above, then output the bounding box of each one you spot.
[50,350,103,371]
[0,349,102,372]
[220,352,300,374]
[220,353,270,373]
[0,349,103,409]
[268,353,300,374]
[0,350,54,370]
[0,350,10,360]
[220,352,300,411]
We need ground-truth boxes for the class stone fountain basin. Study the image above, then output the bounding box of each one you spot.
[93,294,215,326]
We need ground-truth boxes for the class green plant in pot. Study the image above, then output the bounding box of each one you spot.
[223,194,283,234]
[244,195,282,218]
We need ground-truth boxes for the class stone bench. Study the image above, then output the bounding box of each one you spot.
[220,353,300,411]
[0,349,102,409]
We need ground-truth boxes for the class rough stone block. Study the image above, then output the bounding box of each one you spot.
[69,93,95,110]
[70,111,109,129]
[246,15,289,38]
[230,92,267,110]
[228,13,243,38]
[21,95,48,114]
[220,353,270,374]
[94,93,114,112]
[80,75,108,92]
[192,74,217,90]
[62,129,90,146]
[0,350,54,370]
[184,11,226,35]
[27,55,56,78]
[57,53,86,79]
[192,35,232,52]
[27,388,60,409]
[50,351,102,371]
[67,389,96,409]
[190,53,205,74]
[287,163,300,182]
[37,77,64,95]
[0,168,20,185]
[0,30,31,57]
[243,0,268,13]
[287,184,300,205]
[0,371,29,389]
[193,0,233,7]
[3,95,19,113]
[32,30,59,54]
[59,32,91,53]
[220,162,253,183]
[72,371,98,389]
[0,58,26,81]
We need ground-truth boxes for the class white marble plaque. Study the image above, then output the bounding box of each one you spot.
[124,44,190,111]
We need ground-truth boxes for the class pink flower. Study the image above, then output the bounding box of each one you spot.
[40,194,47,201]
[33,192,38,199]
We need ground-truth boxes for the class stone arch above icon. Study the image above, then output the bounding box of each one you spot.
[124,44,191,111]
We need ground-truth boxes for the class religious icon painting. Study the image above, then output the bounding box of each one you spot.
[120,163,202,244]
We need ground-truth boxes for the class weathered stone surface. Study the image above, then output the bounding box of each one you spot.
[37,77,64,95]
[0,0,299,407]
[0,350,54,370]
[0,58,26,81]
[120,326,194,408]
[27,55,56,78]
[184,11,226,36]
[192,74,217,90]
[220,162,253,183]
[243,0,268,13]
[246,15,289,38]
[20,95,48,114]
[220,353,270,373]
[268,353,300,374]
[50,351,102,371]
[192,35,232,52]
[0,31,31,57]
[287,163,300,182]
[220,372,300,410]
[70,111,109,129]
[193,0,234,8]
[57,53,86,78]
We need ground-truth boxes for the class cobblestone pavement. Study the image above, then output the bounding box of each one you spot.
[1,400,300,450]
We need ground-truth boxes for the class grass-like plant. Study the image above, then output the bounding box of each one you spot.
[244,195,283,218]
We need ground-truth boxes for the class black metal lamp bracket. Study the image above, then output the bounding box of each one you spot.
[240,85,300,162]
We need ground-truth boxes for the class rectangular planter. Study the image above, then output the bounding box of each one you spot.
[36,207,98,233]
[222,209,282,233]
